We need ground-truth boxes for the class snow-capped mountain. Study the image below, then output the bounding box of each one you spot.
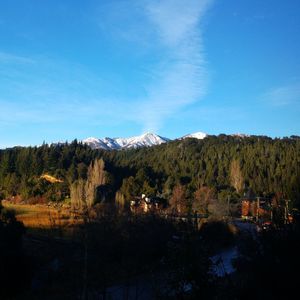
[115,132,170,149]
[83,131,208,150]
[83,133,170,150]
[181,131,207,140]
[82,137,120,150]
[231,133,250,138]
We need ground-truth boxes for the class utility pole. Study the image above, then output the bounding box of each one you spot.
[270,203,273,222]
[256,197,260,223]
[227,196,230,217]
[285,199,290,224]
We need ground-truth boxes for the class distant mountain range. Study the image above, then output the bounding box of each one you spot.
[82,132,208,150]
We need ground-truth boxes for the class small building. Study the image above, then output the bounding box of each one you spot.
[241,197,272,222]
[130,194,167,213]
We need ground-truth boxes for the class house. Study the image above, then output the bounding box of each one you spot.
[130,194,167,213]
[241,197,272,222]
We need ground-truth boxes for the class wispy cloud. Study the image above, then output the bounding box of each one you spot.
[262,83,300,107]
[0,52,122,126]
[0,51,35,64]
[136,0,213,132]
[96,0,213,132]
[0,0,214,137]
[146,0,211,47]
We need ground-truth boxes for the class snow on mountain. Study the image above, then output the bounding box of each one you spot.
[115,132,170,149]
[83,133,169,150]
[181,131,208,140]
[82,137,113,150]
[231,133,250,138]
[83,131,209,150]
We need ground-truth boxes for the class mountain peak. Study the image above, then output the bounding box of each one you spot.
[231,133,250,138]
[83,132,169,150]
[141,132,155,136]
[182,131,207,140]
[82,131,207,150]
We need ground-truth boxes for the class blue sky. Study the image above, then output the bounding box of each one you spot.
[0,0,300,148]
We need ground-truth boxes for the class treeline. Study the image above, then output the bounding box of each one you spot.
[0,141,98,202]
[0,135,300,209]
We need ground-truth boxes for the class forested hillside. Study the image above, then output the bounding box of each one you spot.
[0,135,300,209]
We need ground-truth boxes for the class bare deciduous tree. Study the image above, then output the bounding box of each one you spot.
[115,191,125,211]
[70,159,107,209]
[70,179,86,209]
[85,159,106,207]
[169,184,188,214]
[193,186,215,214]
[230,159,244,193]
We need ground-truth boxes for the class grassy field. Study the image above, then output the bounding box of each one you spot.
[2,201,81,229]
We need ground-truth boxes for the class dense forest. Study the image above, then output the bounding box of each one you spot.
[0,135,300,210]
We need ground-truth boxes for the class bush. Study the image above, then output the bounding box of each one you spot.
[0,203,32,298]
[200,220,236,252]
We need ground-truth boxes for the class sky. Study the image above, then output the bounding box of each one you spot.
[0,0,300,148]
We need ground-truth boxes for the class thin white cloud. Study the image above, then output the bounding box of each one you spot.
[146,0,211,47]
[136,0,213,132]
[263,83,300,107]
[0,51,35,64]
[95,0,213,132]
[0,53,128,126]
[0,0,214,136]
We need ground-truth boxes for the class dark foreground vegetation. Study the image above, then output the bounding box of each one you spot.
[1,205,300,299]
[0,202,31,299]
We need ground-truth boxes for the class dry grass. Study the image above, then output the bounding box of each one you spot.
[2,201,81,228]
[40,174,64,183]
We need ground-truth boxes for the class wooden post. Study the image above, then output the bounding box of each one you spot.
[271,205,273,222]
[256,197,260,222]
[227,196,230,217]
[284,199,290,224]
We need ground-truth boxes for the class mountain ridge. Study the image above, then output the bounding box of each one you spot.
[82,131,207,150]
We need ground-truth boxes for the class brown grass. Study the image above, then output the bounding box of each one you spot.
[40,174,64,183]
[2,201,82,228]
